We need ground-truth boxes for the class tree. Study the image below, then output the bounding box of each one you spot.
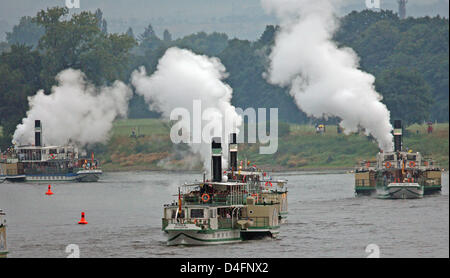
[353,20,401,72]
[138,23,162,52]
[218,38,306,124]
[101,19,108,34]
[126,27,135,39]
[34,7,135,87]
[163,29,172,42]
[376,68,433,124]
[174,32,228,56]
[336,11,448,122]
[0,42,10,54]
[0,45,42,148]
[6,16,45,48]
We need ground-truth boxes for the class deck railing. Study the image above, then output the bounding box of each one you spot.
[183,193,247,206]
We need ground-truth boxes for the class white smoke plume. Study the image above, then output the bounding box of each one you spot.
[261,0,394,151]
[131,47,242,174]
[13,68,132,146]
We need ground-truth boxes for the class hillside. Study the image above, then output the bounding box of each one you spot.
[1,9,448,150]
[96,119,449,172]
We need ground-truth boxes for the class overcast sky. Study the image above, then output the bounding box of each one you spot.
[1,0,448,41]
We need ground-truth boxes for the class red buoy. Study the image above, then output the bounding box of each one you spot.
[45,185,54,195]
[78,212,88,224]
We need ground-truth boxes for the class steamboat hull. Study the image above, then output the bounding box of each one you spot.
[1,175,26,182]
[166,224,242,246]
[1,170,102,182]
[75,170,102,182]
[378,183,424,199]
[424,185,442,195]
[355,186,376,196]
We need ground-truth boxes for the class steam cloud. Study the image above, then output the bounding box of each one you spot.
[262,0,394,151]
[13,68,132,146]
[131,47,242,173]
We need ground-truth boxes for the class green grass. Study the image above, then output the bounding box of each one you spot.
[3,119,447,171]
[97,119,449,171]
[239,123,380,170]
[111,118,170,136]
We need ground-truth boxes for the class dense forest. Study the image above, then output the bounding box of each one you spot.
[0,8,448,148]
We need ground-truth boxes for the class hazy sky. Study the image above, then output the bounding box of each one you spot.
[0,0,448,41]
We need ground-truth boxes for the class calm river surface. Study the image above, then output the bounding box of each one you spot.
[0,171,448,258]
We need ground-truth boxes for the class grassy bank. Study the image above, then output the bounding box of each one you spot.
[97,119,449,171]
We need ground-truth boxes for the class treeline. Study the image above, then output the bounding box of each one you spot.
[0,8,448,149]
[336,10,449,123]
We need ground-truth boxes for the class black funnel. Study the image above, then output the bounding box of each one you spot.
[34,120,42,147]
[393,120,402,152]
[229,133,237,170]
[211,137,222,182]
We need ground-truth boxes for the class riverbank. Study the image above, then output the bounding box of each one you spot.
[95,119,449,171]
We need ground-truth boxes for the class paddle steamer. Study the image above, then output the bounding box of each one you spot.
[162,134,288,245]
[355,120,442,198]
[0,120,102,182]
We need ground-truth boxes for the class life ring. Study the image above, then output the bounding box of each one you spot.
[265,181,273,187]
[201,194,210,203]
[385,161,392,168]
[408,161,416,168]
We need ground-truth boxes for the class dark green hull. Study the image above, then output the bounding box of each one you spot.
[355,185,441,196]
[423,185,442,194]
[355,186,376,195]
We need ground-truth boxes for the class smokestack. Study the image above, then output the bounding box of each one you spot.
[393,120,402,152]
[229,133,237,170]
[211,137,222,182]
[34,120,42,147]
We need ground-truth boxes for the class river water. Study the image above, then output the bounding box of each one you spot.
[0,171,448,258]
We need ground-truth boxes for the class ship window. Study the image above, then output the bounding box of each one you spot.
[384,154,395,161]
[190,209,204,218]
[407,154,416,161]
[171,209,185,218]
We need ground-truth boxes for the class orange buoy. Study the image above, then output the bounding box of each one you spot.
[45,185,53,195]
[78,212,88,225]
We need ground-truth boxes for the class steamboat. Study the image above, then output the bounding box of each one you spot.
[162,134,288,245]
[355,120,442,199]
[0,120,102,182]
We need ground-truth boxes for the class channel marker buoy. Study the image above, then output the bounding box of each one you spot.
[45,185,54,195]
[78,212,88,225]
